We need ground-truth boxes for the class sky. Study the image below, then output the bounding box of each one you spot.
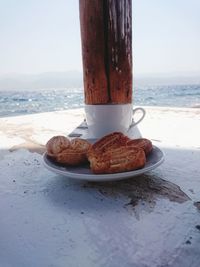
[0,0,200,76]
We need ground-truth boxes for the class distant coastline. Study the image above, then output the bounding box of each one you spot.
[0,71,200,91]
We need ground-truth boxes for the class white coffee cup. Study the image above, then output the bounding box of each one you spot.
[85,104,146,138]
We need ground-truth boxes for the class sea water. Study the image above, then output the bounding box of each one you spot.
[0,84,199,117]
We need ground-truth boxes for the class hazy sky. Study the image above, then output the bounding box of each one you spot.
[0,0,200,76]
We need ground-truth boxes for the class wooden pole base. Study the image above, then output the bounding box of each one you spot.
[79,0,132,105]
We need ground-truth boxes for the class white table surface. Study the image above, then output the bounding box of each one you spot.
[0,107,200,267]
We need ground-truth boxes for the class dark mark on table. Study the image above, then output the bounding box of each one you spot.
[84,174,190,217]
[195,225,200,231]
[194,201,200,211]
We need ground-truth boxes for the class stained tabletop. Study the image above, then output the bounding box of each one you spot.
[0,107,200,267]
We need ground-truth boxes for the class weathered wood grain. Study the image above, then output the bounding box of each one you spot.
[79,0,132,104]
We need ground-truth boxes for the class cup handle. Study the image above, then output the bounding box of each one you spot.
[128,107,146,131]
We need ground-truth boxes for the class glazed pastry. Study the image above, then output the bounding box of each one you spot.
[46,135,70,157]
[126,138,153,155]
[88,132,130,158]
[71,138,92,152]
[46,136,91,165]
[54,149,88,165]
[55,138,92,165]
[89,146,146,174]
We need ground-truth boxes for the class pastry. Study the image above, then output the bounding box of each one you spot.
[55,138,92,165]
[71,138,91,152]
[46,135,70,157]
[46,133,152,172]
[89,146,146,174]
[46,136,91,165]
[126,138,153,155]
[88,132,130,158]
[55,149,88,165]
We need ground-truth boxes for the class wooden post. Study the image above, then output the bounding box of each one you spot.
[79,0,132,104]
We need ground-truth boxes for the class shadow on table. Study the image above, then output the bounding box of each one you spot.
[44,145,200,214]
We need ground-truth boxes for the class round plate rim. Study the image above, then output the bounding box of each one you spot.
[42,145,165,182]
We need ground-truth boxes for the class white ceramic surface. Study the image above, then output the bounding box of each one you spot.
[43,145,164,182]
[85,104,146,138]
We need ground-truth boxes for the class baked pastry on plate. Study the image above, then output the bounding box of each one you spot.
[46,136,91,165]
[126,138,153,155]
[89,146,146,174]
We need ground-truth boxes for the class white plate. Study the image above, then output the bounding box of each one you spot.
[43,145,164,182]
